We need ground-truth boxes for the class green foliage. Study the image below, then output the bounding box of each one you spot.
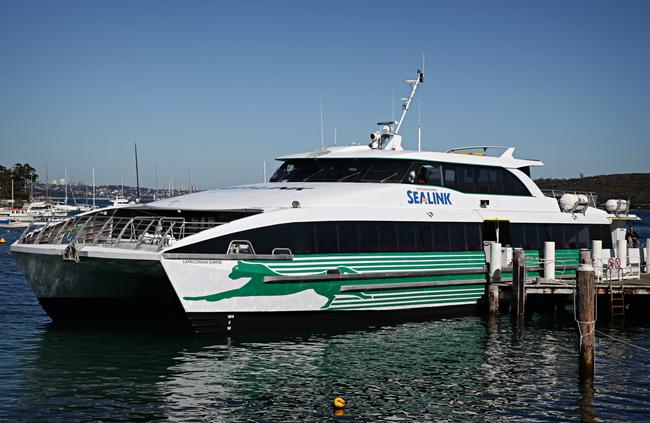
[536,173,650,208]
[0,163,39,201]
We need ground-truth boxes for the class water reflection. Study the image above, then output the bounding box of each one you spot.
[2,305,650,421]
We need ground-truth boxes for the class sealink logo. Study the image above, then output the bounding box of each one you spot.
[406,190,452,205]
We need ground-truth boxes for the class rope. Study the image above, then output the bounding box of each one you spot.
[595,329,650,353]
[573,281,597,346]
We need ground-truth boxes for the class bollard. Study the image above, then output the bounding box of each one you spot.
[512,248,526,321]
[489,242,502,282]
[576,249,595,380]
[544,241,555,280]
[591,240,602,280]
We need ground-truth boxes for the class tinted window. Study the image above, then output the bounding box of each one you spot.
[338,222,360,253]
[465,223,482,250]
[397,222,416,252]
[362,160,411,183]
[293,222,315,254]
[433,223,450,252]
[315,222,338,253]
[443,165,459,191]
[459,166,477,193]
[378,222,398,252]
[415,223,434,251]
[359,222,379,253]
[449,223,466,251]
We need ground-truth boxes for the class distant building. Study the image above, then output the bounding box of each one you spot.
[58,178,65,185]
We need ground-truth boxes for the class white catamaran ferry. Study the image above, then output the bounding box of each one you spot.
[11,70,634,333]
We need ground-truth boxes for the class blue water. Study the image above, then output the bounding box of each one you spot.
[0,213,649,421]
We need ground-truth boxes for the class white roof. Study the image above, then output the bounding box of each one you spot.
[278,145,543,169]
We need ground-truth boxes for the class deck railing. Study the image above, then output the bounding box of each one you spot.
[18,214,223,251]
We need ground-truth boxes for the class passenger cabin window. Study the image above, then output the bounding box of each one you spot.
[168,221,611,256]
[269,158,532,196]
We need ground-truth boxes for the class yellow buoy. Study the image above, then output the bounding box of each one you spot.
[333,397,345,409]
[0,238,5,244]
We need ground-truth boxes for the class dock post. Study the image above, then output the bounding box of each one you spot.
[643,238,650,273]
[576,249,596,380]
[512,248,526,322]
[592,240,602,281]
[488,284,500,314]
[544,241,555,280]
[488,242,502,282]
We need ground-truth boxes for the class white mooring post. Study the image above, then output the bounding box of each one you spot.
[592,240,603,280]
[617,239,627,268]
[645,238,650,274]
[544,241,555,280]
[488,242,502,282]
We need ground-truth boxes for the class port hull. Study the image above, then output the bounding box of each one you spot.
[11,251,186,324]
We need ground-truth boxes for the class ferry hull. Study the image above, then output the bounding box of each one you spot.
[161,252,489,333]
[11,251,186,324]
[187,305,479,334]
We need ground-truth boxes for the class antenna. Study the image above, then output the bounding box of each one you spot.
[320,94,324,150]
[134,143,140,202]
[392,89,395,123]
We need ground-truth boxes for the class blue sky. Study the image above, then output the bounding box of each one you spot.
[1,0,649,188]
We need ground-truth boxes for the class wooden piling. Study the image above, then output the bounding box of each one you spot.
[576,249,596,379]
[512,248,526,321]
[488,284,499,314]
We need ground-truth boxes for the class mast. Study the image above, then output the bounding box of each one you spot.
[154,163,159,201]
[92,168,96,208]
[45,162,49,202]
[11,179,14,205]
[394,69,424,135]
[320,94,324,150]
[134,143,140,202]
[64,168,68,204]
[263,161,267,183]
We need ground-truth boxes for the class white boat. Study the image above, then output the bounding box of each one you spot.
[9,69,638,333]
[111,195,135,207]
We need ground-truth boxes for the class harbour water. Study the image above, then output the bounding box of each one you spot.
[1,213,649,421]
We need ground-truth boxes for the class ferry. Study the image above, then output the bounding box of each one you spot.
[10,70,636,333]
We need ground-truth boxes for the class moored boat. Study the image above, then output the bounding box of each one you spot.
[10,69,637,333]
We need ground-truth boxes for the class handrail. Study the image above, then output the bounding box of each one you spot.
[18,214,223,249]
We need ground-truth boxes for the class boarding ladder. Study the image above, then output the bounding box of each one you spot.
[605,263,626,319]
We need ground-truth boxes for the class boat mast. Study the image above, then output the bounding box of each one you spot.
[64,168,68,204]
[154,163,159,201]
[92,168,96,208]
[134,143,140,203]
[320,94,324,150]
[45,162,49,202]
[394,69,424,135]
